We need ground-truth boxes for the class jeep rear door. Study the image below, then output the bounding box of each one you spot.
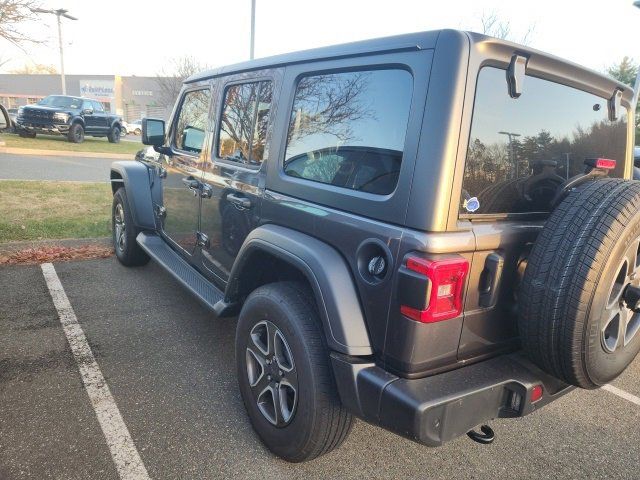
[198,71,279,284]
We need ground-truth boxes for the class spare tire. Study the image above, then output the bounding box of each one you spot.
[519,178,640,389]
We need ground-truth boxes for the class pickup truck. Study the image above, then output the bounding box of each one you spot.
[15,95,123,143]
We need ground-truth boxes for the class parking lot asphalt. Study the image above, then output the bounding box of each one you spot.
[1,257,639,479]
[0,153,122,182]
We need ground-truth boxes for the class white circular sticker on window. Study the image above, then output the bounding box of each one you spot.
[463,197,480,213]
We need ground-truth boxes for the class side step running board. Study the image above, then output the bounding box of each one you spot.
[136,232,225,312]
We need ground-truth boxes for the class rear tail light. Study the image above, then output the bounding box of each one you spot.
[400,256,469,323]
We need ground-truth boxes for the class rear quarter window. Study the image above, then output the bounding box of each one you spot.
[461,67,628,216]
[284,69,413,195]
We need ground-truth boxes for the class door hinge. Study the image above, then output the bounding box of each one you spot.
[196,232,210,248]
[155,205,167,219]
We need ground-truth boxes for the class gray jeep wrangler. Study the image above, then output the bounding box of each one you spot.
[110,30,640,462]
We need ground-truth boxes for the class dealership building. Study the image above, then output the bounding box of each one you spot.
[0,74,173,121]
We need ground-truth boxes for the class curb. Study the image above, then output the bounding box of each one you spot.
[0,146,133,160]
[0,237,111,254]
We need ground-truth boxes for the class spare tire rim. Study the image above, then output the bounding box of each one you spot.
[602,241,640,353]
[246,320,298,427]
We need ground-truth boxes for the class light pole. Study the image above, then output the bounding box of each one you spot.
[250,0,256,60]
[498,131,522,177]
[31,8,78,95]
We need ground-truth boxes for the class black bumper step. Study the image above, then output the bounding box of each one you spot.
[136,232,224,311]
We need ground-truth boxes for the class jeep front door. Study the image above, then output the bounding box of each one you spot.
[199,78,275,282]
[160,87,212,256]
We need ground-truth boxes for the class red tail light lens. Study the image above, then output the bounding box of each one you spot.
[400,256,469,323]
[595,158,616,170]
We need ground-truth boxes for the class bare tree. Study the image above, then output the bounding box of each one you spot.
[0,0,42,49]
[10,62,57,74]
[155,56,208,108]
[478,11,535,46]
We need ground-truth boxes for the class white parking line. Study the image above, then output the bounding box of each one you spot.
[602,384,640,406]
[41,263,151,480]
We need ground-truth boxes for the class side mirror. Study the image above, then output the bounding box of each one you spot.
[142,118,165,147]
[83,108,93,115]
[0,105,8,131]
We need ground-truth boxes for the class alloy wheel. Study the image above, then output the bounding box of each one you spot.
[246,320,298,427]
[602,239,640,353]
[113,203,126,252]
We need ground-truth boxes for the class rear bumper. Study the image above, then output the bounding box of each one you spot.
[331,352,572,446]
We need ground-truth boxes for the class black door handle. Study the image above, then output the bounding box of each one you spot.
[226,193,251,209]
[479,253,504,308]
[182,176,200,190]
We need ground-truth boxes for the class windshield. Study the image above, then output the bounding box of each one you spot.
[37,95,82,109]
[460,67,628,215]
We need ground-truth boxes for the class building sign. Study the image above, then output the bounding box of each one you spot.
[80,79,115,99]
[132,90,153,97]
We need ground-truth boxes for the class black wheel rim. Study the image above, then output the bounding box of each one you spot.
[602,239,640,353]
[246,320,298,427]
[75,127,83,142]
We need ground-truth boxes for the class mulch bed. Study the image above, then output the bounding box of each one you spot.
[0,245,114,265]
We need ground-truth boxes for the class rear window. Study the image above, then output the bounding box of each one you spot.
[284,69,412,195]
[461,67,627,216]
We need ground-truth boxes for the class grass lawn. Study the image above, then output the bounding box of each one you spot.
[0,132,141,155]
[0,180,112,242]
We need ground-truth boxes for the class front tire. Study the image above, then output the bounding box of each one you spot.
[19,130,36,138]
[236,282,353,462]
[108,125,121,143]
[112,187,149,267]
[68,123,84,143]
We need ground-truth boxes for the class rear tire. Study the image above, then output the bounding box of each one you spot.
[236,282,353,462]
[112,187,149,267]
[519,179,640,388]
[108,125,121,143]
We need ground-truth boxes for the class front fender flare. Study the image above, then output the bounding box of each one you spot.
[110,161,156,230]
[226,224,373,356]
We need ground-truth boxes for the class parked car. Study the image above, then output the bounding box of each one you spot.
[128,119,143,135]
[110,29,640,462]
[15,95,123,143]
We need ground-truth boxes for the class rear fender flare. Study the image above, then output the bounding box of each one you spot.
[226,224,373,356]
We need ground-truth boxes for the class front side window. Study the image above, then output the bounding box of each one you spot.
[284,69,413,195]
[92,101,104,112]
[174,89,211,154]
[218,81,273,166]
[461,67,627,215]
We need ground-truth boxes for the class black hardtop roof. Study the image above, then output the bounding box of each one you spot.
[185,29,443,83]
[186,28,631,103]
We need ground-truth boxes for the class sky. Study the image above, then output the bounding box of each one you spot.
[1,0,639,77]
